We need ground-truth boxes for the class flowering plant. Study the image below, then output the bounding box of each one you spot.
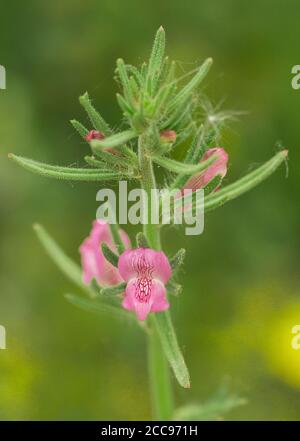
[9,27,287,420]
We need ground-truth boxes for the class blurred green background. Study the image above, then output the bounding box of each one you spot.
[0,0,299,420]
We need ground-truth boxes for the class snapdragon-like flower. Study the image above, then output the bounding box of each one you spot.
[118,248,172,321]
[184,147,228,191]
[80,220,130,286]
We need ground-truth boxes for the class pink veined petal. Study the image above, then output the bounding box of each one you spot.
[122,278,153,321]
[121,277,169,321]
[118,248,172,284]
[79,220,130,286]
[150,279,170,313]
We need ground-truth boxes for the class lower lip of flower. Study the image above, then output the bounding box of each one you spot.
[135,277,152,302]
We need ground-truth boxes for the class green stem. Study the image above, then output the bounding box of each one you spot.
[138,132,174,420]
[148,317,173,420]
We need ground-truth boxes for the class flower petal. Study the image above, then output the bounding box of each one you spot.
[118,248,172,283]
[79,220,130,286]
[122,278,169,321]
[184,147,228,191]
[150,280,170,313]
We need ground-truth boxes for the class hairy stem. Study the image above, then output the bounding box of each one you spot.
[138,132,173,420]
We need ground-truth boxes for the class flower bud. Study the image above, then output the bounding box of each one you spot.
[85,130,105,142]
[160,130,177,145]
[184,147,228,191]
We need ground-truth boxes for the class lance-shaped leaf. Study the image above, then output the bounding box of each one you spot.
[101,243,119,268]
[33,224,95,298]
[147,26,166,94]
[84,155,106,168]
[88,149,132,170]
[173,388,246,421]
[34,225,133,321]
[100,283,126,296]
[166,280,182,296]
[167,58,213,113]
[8,154,123,181]
[152,312,190,389]
[70,119,89,139]
[169,248,186,271]
[153,61,176,116]
[181,150,288,216]
[191,126,219,164]
[116,93,134,116]
[204,174,223,195]
[170,126,218,190]
[204,149,288,212]
[65,294,135,322]
[153,153,217,175]
[109,222,126,255]
[148,26,166,77]
[136,232,150,248]
[90,129,137,151]
[79,92,111,135]
[116,59,135,106]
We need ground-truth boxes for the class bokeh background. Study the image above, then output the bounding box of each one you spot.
[0,0,299,420]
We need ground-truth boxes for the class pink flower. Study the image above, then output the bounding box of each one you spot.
[79,220,130,287]
[85,130,105,142]
[184,147,228,191]
[118,248,172,321]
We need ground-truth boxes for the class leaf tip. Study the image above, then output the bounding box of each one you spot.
[32,223,41,231]
[79,91,89,103]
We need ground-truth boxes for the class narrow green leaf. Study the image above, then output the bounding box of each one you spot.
[90,129,137,150]
[118,145,139,164]
[116,93,134,116]
[148,26,166,76]
[147,26,166,94]
[191,126,219,164]
[204,150,288,212]
[184,126,204,164]
[153,62,176,115]
[180,150,288,216]
[166,280,182,296]
[167,58,213,112]
[170,126,217,190]
[89,148,131,170]
[162,100,193,131]
[65,293,135,322]
[101,243,119,267]
[152,312,190,388]
[136,232,150,248]
[84,155,106,168]
[100,283,126,296]
[109,223,126,255]
[33,224,95,298]
[126,65,144,86]
[70,119,89,138]
[79,92,111,135]
[169,248,186,271]
[173,392,246,421]
[9,154,122,181]
[116,59,135,106]
[153,153,217,175]
[204,175,223,195]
